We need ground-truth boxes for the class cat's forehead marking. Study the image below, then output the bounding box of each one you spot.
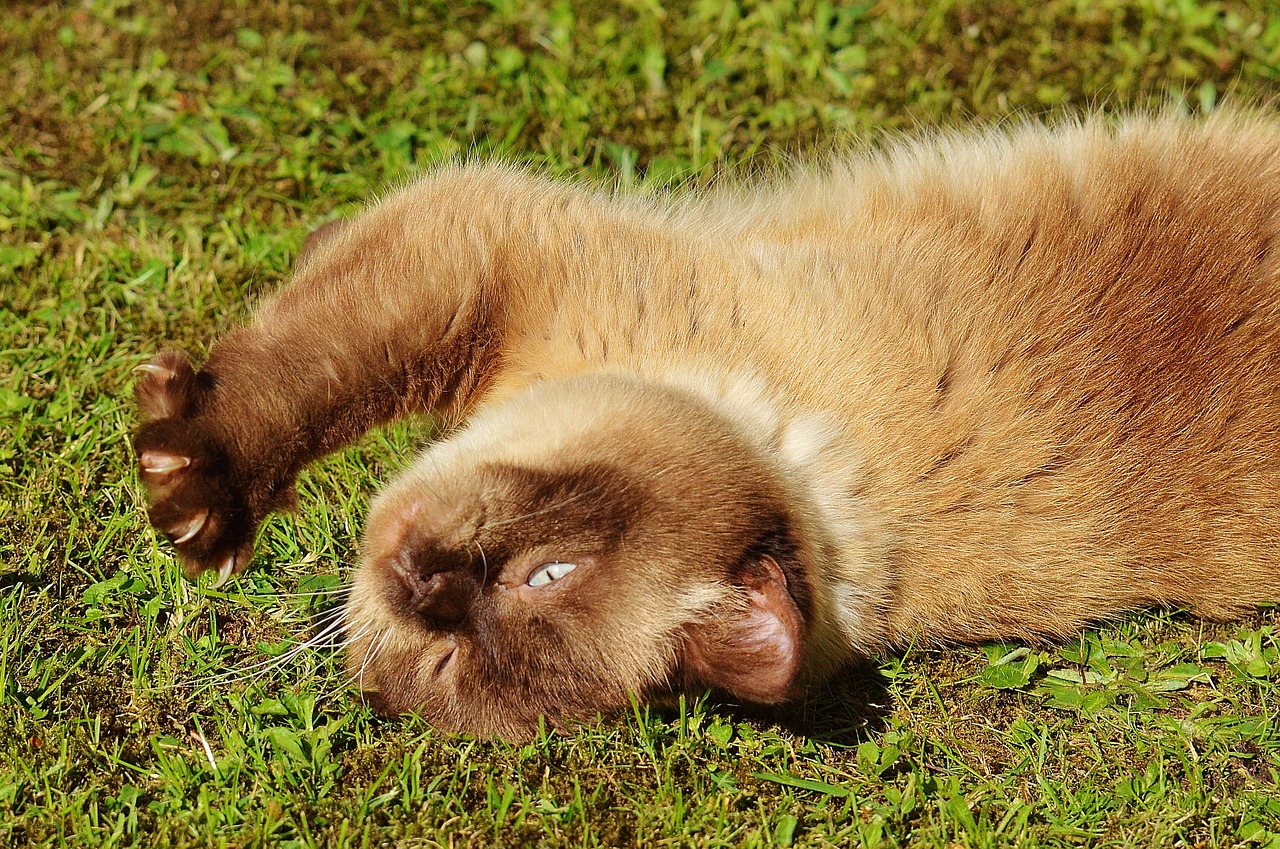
[477,461,648,543]
[372,459,651,614]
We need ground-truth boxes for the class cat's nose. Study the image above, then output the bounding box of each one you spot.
[388,548,479,629]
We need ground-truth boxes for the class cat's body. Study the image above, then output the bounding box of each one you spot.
[135,111,1280,737]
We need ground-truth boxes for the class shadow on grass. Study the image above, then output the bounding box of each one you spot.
[0,572,43,592]
[646,661,892,747]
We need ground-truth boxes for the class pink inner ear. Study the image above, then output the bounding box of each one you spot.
[682,555,806,704]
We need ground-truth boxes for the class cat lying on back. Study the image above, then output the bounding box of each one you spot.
[135,110,1280,739]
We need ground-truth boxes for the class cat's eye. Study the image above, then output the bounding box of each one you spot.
[527,561,577,587]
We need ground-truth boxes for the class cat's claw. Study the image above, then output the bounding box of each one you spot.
[135,350,265,580]
[211,555,237,589]
[140,451,192,474]
[169,509,209,544]
[133,362,176,379]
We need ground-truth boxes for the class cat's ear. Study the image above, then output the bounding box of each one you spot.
[134,350,199,422]
[680,554,806,704]
[297,219,348,266]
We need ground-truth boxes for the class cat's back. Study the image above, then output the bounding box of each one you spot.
[736,110,1280,428]
[714,112,1280,635]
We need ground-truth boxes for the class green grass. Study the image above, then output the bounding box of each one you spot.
[3,0,1280,845]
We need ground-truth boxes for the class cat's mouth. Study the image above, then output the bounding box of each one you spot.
[342,620,646,738]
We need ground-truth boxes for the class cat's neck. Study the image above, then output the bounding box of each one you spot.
[647,364,899,675]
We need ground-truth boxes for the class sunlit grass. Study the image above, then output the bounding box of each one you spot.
[2,0,1279,845]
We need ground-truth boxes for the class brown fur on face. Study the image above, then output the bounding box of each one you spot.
[343,376,819,737]
[135,110,1280,737]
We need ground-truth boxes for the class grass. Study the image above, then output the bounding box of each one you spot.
[3,0,1280,845]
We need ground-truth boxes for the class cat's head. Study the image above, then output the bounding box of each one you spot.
[342,373,822,738]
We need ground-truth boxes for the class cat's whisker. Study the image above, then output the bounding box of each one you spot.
[168,609,356,690]
[176,632,352,691]
[267,585,353,601]
[483,484,603,529]
[313,663,366,709]
[473,540,489,598]
[356,628,390,693]
[413,449,456,515]
[325,665,380,709]
[248,591,353,626]
[328,624,374,690]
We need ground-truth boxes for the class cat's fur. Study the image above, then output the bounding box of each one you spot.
[135,110,1280,738]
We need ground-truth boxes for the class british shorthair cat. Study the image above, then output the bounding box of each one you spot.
[135,110,1280,738]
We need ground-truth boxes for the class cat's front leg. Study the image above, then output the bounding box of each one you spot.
[133,166,555,581]
[134,350,282,582]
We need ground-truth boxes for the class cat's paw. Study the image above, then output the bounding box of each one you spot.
[133,351,257,583]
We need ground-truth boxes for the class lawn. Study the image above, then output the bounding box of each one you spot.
[2,0,1280,846]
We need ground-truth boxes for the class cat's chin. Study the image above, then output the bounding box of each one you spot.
[337,371,834,736]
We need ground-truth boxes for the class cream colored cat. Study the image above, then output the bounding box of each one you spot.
[135,110,1280,738]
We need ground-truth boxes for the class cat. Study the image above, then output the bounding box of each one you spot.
[134,110,1280,739]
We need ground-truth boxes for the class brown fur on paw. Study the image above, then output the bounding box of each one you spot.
[132,351,258,579]
[134,350,199,422]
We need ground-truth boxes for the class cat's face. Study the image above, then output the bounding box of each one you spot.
[342,375,816,738]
